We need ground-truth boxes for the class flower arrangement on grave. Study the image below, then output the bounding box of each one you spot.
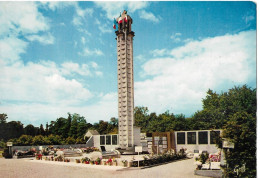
[36,153,42,160]
[64,158,70,163]
[90,159,94,165]
[76,159,81,163]
[121,159,127,167]
[113,158,117,166]
[81,157,90,164]
[106,158,112,166]
[95,157,101,165]
[56,155,64,162]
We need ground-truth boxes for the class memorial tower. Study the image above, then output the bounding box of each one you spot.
[115,10,135,149]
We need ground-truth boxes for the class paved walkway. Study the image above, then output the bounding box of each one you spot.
[0,158,208,178]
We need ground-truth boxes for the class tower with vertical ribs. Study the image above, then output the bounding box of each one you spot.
[115,11,135,149]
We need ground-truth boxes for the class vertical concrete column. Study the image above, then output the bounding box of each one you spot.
[115,13,135,149]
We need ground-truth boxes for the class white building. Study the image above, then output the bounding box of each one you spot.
[175,129,222,154]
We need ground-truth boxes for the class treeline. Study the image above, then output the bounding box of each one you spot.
[0,113,118,146]
[134,85,256,133]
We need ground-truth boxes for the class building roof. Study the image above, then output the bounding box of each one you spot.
[86,130,99,136]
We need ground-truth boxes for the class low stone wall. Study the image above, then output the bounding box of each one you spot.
[13,144,89,151]
[194,170,222,178]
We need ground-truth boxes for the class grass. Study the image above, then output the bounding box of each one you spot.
[0,150,3,158]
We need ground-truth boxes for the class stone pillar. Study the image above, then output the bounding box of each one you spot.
[115,11,135,149]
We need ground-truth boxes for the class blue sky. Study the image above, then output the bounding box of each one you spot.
[0,1,256,126]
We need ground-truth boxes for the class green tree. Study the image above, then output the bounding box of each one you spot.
[39,124,45,136]
[0,139,6,149]
[194,85,256,177]
[65,137,76,144]
[5,121,24,140]
[134,106,149,132]
[32,135,45,145]
[191,85,256,130]
[0,113,7,123]
[222,112,256,177]
[24,124,36,136]
[76,115,89,138]
[69,114,79,138]
[53,117,67,138]
[63,113,72,138]
[47,134,62,145]
[45,122,49,136]
[108,117,118,134]
[0,114,8,141]
[17,135,33,146]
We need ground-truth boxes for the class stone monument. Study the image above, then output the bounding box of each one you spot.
[115,10,139,149]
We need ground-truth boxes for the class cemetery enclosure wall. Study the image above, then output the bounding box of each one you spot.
[13,144,88,151]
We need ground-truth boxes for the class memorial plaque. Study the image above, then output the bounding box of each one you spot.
[163,141,167,145]
[7,142,12,146]
[135,146,142,153]
[223,140,234,148]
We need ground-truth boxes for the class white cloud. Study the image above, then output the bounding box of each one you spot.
[78,28,92,36]
[0,2,49,36]
[150,49,168,57]
[81,37,86,44]
[0,1,53,64]
[95,71,103,77]
[139,10,160,23]
[98,24,113,34]
[79,47,104,56]
[39,1,77,11]
[61,62,90,76]
[94,1,149,19]
[170,32,182,43]
[72,4,93,26]
[1,92,117,125]
[0,60,93,105]
[0,36,28,63]
[26,32,55,45]
[90,62,99,69]
[135,30,256,116]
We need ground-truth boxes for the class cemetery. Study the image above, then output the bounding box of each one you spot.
[1,11,224,177]
[4,128,223,176]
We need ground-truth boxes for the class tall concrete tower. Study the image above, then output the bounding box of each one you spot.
[115,11,135,149]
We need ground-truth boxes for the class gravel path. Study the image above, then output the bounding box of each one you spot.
[0,158,207,178]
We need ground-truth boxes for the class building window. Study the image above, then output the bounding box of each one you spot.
[187,132,196,144]
[177,132,185,144]
[210,131,220,144]
[112,135,118,145]
[106,135,111,145]
[100,136,105,145]
[199,131,208,144]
